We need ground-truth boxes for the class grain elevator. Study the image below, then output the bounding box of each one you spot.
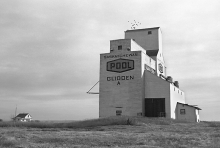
[99,27,201,122]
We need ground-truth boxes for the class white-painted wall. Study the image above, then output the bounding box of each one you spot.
[170,85,185,119]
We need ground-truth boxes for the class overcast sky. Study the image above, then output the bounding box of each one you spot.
[0,0,220,121]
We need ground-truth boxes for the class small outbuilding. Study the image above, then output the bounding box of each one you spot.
[13,113,32,122]
[176,102,201,122]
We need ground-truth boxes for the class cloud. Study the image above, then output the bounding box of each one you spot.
[0,0,98,100]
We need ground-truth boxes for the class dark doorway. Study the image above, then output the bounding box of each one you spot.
[145,98,165,117]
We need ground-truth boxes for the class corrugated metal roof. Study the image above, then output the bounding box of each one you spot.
[125,27,160,32]
[177,102,202,110]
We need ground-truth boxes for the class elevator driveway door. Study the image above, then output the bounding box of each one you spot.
[145,98,165,117]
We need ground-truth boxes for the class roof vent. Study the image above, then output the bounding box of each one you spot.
[166,76,173,83]
[174,81,179,88]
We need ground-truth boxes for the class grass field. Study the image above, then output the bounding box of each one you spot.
[0,116,220,148]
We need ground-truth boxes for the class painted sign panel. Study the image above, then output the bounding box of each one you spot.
[158,63,163,73]
[104,52,138,59]
[107,58,134,73]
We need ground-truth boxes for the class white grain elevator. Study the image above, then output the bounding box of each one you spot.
[98,27,201,122]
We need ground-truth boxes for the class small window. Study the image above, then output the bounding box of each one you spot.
[116,110,122,116]
[180,109,186,115]
[118,45,122,50]
[148,31,152,35]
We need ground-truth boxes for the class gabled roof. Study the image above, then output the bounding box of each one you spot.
[146,50,158,56]
[125,27,160,32]
[177,102,202,110]
[16,113,30,118]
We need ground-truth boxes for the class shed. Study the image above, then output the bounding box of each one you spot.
[176,102,201,122]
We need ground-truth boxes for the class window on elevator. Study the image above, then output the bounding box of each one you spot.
[118,45,122,50]
[116,110,122,116]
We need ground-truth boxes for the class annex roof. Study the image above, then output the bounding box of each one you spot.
[177,102,202,110]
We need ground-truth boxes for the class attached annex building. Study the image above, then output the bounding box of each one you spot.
[99,27,201,122]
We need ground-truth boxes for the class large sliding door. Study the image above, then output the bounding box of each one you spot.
[145,98,165,117]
